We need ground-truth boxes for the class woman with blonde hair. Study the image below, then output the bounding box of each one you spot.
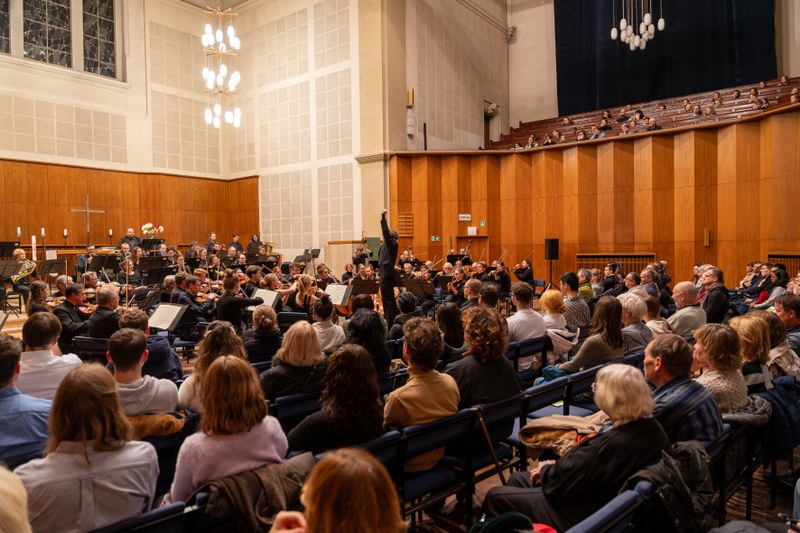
[750,310,800,380]
[243,305,283,363]
[272,448,404,533]
[259,321,326,401]
[483,364,668,530]
[538,289,567,329]
[15,365,158,532]
[730,315,774,394]
[163,356,286,504]
[693,323,749,412]
[287,274,320,317]
[0,467,31,533]
[178,320,248,413]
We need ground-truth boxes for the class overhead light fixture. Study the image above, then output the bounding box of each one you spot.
[201,4,241,128]
[610,0,665,52]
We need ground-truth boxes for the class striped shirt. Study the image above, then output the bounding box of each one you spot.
[653,376,724,444]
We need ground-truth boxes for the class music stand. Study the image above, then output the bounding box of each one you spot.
[404,278,435,298]
[350,279,379,297]
[0,242,20,259]
[324,283,353,307]
[435,275,453,290]
[139,256,167,272]
[248,289,280,310]
[143,267,169,287]
[136,289,162,311]
[0,312,8,332]
[186,258,201,271]
[0,262,22,280]
[141,239,164,252]
[148,303,188,332]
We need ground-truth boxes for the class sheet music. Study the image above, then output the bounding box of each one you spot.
[149,304,183,331]
[325,284,350,306]
[248,289,279,310]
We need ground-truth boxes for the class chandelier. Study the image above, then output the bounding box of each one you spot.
[200,4,242,128]
[610,0,665,52]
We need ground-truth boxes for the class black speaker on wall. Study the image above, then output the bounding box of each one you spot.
[544,238,559,261]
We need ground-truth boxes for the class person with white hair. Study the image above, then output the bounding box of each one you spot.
[618,292,652,354]
[482,364,669,530]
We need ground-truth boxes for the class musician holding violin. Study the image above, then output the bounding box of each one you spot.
[53,283,89,354]
[76,244,96,277]
[514,259,534,284]
[117,259,143,287]
[87,285,122,338]
[216,274,264,334]
[175,275,217,341]
[491,261,512,296]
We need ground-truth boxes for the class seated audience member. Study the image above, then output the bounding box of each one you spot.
[388,292,421,340]
[163,356,286,504]
[271,448,403,533]
[175,275,217,341]
[748,268,789,312]
[53,283,89,355]
[479,282,501,309]
[17,313,82,400]
[87,285,121,338]
[346,309,391,378]
[598,119,612,131]
[383,318,460,472]
[179,321,247,413]
[624,272,641,290]
[639,269,658,297]
[577,269,594,299]
[482,364,669,530]
[589,126,605,140]
[25,280,51,316]
[107,329,178,416]
[445,306,522,408]
[619,293,653,354]
[14,365,158,532]
[693,323,749,413]
[560,272,592,327]
[750,310,800,380]
[667,281,706,337]
[590,268,604,296]
[775,294,800,354]
[615,107,630,123]
[524,134,537,149]
[704,106,717,116]
[555,296,624,375]
[576,130,587,141]
[644,334,723,443]
[539,288,568,330]
[730,315,774,395]
[646,117,662,131]
[290,346,384,456]
[460,278,482,311]
[117,308,183,382]
[701,267,729,324]
[644,295,672,335]
[507,283,548,366]
[0,467,31,533]
[311,294,345,353]
[243,305,283,363]
[690,104,702,116]
[0,333,51,465]
[259,321,326,401]
[215,274,264,334]
[436,303,468,365]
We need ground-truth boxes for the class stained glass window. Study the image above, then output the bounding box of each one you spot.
[0,0,9,54]
[83,0,115,78]
[23,0,72,67]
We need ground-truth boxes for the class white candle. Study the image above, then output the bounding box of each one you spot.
[108,228,113,237]
[32,236,36,245]
[16,227,20,237]
[63,228,68,238]
[41,227,45,237]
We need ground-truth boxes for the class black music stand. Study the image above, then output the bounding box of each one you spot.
[136,289,162,311]
[141,239,164,252]
[446,254,473,266]
[350,279,379,297]
[143,267,169,287]
[316,279,329,291]
[404,278,435,298]
[0,242,20,258]
[186,258,201,271]
[139,256,167,272]
[435,275,453,290]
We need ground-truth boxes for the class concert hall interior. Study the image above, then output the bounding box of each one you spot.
[2,0,800,531]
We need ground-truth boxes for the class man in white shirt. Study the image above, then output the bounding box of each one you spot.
[507,282,547,370]
[107,328,178,416]
[17,313,82,400]
[667,281,707,337]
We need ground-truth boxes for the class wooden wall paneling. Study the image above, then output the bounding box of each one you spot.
[485,157,502,263]
[694,130,719,269]
[540,151,565,274]
[575,146,599,258]
[561,146,581,263]
[610,141,634,249]
[469,156,490,261]
[596,142,617,252]
[632,138,655,252]
[499,154,531,269]
[529,152,547,266]
[649,136,675,266]
[411,157,440,261]
[441,156,463,258]
[761,115,799,254]
[390,157,413,254]
[672,131,702,279]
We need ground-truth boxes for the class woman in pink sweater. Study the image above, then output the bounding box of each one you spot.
[163,356,287,504]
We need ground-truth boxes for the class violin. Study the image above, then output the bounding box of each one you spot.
[78,304,98,315]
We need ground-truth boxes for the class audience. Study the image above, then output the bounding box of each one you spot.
[163,356,286,504]
[750,310,800,380]
[388,292,421,340]
[643,295,672,335]
[0,466,31,533]
[700,267,729,324]
[288,344,383,454]
[560,272,591,327]
[507,282,547,369]
[107,329,179,416]
[644,334,723,443]
[346,309,391,378]
[693,323,749,413]
[14,365,158,531]
[618,292,653,354]
[539,288,568,330]
[259,321,326,401]
[0,333,51,466]
[436,302,467,365]
[384,318,459,472]
[555,296,624,375]
[729,315,774,395]
[311,294,345,353]
[179,320,247,412]
[243,305,283,363]
[16,313,82,400]
[775,294,800,353]
[667,281,706,337]
[483,364,669,530]
[118,308,184,382]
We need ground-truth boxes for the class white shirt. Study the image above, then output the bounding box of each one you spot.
[15,440,158,533]
[313,321,346,354]
[17,350,83,400]
[506,308,548,370]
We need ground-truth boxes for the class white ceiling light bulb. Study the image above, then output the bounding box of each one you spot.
[634,35,640,48]
[620,18,627,31]
[611,27,618,40]
[204,108,212,124]
[213,116,221,128]
[206,78,214,90]
[639,22,646,34]
[204,23,213,36]
[214,103,222,116]
[644,13,652,25]
[219,64,227,77]
[234,107,241,118]
[233,116,241,128]
[629,39,636,51]
[224,111,233,123]
[648,24,655,37]
[215,29,223,43]
[626,25,633,37]
[657,18,665,31]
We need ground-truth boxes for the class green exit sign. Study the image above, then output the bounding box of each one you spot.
[479,221,486,227]
[430,235,441,242]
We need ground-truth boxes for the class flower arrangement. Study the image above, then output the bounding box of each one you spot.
[141,223,164,239]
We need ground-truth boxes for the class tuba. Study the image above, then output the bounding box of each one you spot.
[11,259,36,283]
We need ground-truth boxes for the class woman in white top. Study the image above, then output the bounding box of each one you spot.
[311,294,345,354]
[15,365,158,533]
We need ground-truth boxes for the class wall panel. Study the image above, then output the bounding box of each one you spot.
[390,108,800,283]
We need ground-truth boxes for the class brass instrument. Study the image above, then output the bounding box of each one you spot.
[11,259,36,283]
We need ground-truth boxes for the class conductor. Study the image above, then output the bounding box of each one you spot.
[379,209,400,327]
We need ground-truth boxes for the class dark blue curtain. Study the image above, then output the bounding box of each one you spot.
[554,0,777,115]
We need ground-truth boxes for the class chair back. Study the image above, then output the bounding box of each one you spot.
[269,392,322,432]
[386,338,404,360]
[277,312,308,333]
[73,336,110,362]
[402,409,472,459]
[89,502,185,533]
[524,375,570,415]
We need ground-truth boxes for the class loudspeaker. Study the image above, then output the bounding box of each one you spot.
[544,238,559,261]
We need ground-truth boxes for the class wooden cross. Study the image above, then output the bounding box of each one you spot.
[69,194,106,245]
